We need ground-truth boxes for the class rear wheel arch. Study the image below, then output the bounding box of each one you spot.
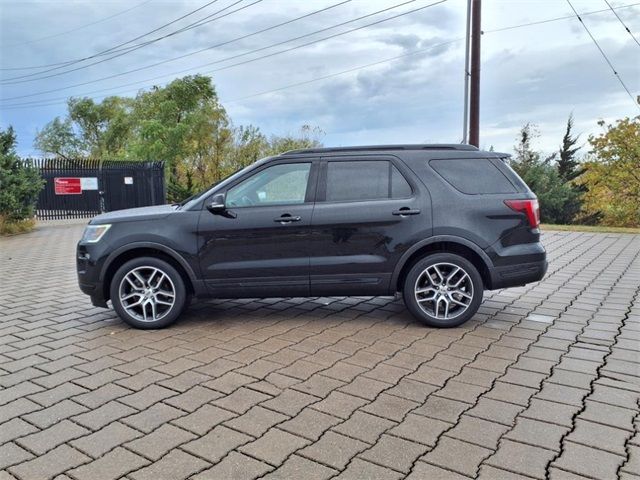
[101,244,196,302]
[393,237,493,292]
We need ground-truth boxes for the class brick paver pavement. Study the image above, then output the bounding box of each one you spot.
[1,223,639,480]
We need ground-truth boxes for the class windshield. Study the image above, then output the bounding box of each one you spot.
[178,156,275,210]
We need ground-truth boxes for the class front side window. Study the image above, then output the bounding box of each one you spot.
[226,163,311,207]
[325,160,412,202]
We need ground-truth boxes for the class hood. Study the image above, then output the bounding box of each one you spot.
[90,204,177,224]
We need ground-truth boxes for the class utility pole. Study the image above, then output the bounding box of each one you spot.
[462,0,472,144]
[468,0,481,147]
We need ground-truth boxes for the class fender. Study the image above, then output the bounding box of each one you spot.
[390,235,494,289]
[100,241,199,285]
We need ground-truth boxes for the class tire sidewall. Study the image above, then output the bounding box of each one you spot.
[403,253,483,328]
[110,256,187,329]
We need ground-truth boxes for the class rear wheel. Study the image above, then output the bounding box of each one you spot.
[110,257,187,329]
[403,253,483,328]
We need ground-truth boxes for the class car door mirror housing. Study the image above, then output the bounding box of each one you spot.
[207,194,226,214]
[207,194,237,218]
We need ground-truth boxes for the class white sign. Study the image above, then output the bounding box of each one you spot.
[80,177,98,190]
[124,177,133,185]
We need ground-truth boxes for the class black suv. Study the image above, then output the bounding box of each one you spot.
[77,144,547,329]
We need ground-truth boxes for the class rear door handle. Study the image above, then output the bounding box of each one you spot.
[274,214,301,223]
[392,208,421,216]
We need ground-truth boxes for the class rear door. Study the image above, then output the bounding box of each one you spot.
[309,155,431,296]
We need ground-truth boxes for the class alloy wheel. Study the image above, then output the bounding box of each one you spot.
[118,266,176,322]
[414,262,474,320]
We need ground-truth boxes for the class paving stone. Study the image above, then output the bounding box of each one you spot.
[390,413,451,446]
[239,427,311,466]
[413,395,470,423]
[8,444,89,480]
[263,454,338,480]
[333,411,395,444]
[300,431,369,470]
[72,400,136,430]
[260,388,317,416]
[422,436,492,477]
[192,451,272,479]
[128,449,210,480]
[0,442,34,470]
[521,398,580,428]
[446,414,510,449]
[336,458,403,479]
[15,420,90,455]
[67,446,149,480]
[504,417,569,452]
[552,441,626,479]
[359,434,429,473]
[0,418,38,445]
[182,425,252,463]
[580,399,637,431]
[126,424,196,460]
[213,386,272,414]
[279,407,341,441]
[70,422,143,458]
[486,439,558,479]
[409,461,472,479]
[172,403,237,435]
[121,402,184,433]
[361,393,419,422]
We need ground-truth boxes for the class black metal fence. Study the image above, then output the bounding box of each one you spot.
[33,159,166,220]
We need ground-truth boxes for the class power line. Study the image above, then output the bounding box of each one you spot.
[0,0,229,75]
[1,0,258,83]
[603,0,640,47]
[565,0,639,110]
[0,0,444,102]
[0,0,154,50]
[483,2,639,34]
[2,1,639,110]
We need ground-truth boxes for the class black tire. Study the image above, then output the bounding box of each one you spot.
[402,252,483,328]
[110,256,187,329]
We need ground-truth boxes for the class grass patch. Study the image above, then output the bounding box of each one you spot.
[0,217,36,236]
[541,224,640,234]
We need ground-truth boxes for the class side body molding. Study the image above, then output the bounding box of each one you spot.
[390,235,494,290]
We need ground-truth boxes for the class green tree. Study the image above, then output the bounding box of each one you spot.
[510,124,578,224]
[577,117,640,227]
[0,126,44,227]
[557,114,582,182]
[34,117,86,159]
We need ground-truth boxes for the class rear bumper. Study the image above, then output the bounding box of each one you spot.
[486,240,547,290]
[489,259,548,290]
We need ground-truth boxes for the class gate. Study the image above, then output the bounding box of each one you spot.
[34,159,166,220]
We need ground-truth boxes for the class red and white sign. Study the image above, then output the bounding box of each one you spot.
[54,177,82,195]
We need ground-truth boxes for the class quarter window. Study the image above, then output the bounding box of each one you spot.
[325,161,412,202]
[226,163,311,207]
[430,158,517,194]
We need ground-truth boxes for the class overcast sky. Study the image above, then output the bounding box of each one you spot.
[1,0,638,157]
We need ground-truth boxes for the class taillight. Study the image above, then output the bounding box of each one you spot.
[504,199,540,228]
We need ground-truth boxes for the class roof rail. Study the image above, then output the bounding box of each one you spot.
[281,144,479,155]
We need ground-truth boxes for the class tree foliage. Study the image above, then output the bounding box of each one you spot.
[509,123,581,225]
[576,117,640,227]
[0,126,44,223]
[34,75,324,201]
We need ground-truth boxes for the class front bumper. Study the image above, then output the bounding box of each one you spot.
[77,243,108,308]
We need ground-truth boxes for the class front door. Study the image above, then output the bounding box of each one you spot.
[309,156,430,296]
[198,159,318,298]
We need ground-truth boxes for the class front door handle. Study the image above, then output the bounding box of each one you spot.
[274,214,302,224]
[392,208,421,216]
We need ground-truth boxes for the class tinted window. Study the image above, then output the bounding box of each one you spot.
[226,163,311,207]
[430,158,517,194]
[326,161,411,202]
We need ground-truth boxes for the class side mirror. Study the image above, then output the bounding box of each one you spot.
[206,194,236,218]
[206,194,226,214]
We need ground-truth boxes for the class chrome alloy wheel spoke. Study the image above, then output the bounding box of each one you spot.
[414,262,474,320]
[119,266,176,323]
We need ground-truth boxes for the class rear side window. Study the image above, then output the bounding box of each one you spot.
[430,158,517,194]
[326,160,412,202]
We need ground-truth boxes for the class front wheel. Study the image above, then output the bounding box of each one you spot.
[403,253,483,328]
[110,257,187,329]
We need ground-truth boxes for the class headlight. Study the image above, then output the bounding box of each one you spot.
[81,224,111,243]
